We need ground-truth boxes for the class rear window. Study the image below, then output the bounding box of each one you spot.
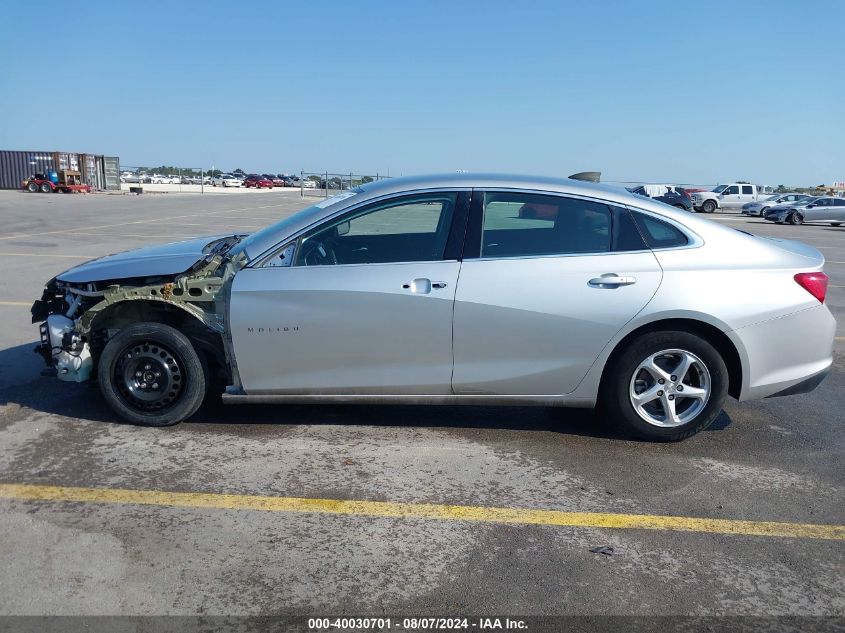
[631,212,689,249]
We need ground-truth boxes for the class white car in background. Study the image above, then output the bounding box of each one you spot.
[211,174,242,187]
[742,193,811,217]
[302,179,317,189]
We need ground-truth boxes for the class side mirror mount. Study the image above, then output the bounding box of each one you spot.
[336,220,351,236]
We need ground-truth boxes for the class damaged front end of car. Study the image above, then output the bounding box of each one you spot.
[31,235,247,387]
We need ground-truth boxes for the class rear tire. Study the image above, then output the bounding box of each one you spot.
[97,322,207,426]
[702,200,717,213]
[600,331,729,441]
[27,182,38,192]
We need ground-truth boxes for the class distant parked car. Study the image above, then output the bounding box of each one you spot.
[302,179,317,189]
[211,174,242,187]
[263,174,285,187]
[628,185,693,211]
[764,197,845,226]
[243,174,274,189]
[743,194,812,217]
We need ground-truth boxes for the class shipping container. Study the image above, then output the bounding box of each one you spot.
[103,156,121,190]
[0,149,119,190]
[0,150,57,189]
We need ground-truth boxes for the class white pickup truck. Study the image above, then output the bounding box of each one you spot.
[690,183,773,213]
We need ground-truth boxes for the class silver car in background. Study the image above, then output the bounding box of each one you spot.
[742,193,811,217]
[31,174,835,441]
[764,196,845,226]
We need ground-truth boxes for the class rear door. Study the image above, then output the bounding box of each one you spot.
[230,191,469,394]
[451,191,663,396]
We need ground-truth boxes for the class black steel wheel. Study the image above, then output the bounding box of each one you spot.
[39,182,52,193]
[98,322,207,426]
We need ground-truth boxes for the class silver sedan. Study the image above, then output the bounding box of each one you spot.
[764,196,845,226]
[742,193,811,216]
[32,174,835,441]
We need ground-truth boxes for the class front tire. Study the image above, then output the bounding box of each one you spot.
[600,331,729,441]
[702,200,717,213]
[97,322,207,426]
[789,212,803,225]
[40,182,52,193]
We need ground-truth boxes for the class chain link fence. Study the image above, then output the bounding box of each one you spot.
[300,172,390,198]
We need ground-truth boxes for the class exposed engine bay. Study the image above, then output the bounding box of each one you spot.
[31,235,246,386]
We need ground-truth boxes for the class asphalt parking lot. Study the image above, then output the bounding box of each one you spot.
[0,189,842,620]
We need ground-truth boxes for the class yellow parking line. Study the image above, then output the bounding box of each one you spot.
[0,252,94,259]
[0,483,842,541]
[0,301,30,306]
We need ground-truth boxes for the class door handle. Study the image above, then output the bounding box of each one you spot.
[589,274,637,287]
[402,279,448,293]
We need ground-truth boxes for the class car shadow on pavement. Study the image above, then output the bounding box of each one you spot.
[0,342,733,441]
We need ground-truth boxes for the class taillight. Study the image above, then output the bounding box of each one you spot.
[794,272,829,303]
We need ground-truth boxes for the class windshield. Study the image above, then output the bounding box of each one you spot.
[711,185,728,193]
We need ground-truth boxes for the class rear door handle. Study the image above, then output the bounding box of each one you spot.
[431,281,448,289]
[589,274,637,287]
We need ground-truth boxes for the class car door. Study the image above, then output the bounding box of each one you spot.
[739,184,755,207]
[451,191,663,396]
[719,185,741,208]
[230,191,469,394]
[804,198,833,222]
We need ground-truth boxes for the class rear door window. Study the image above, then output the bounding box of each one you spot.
[480,193,611,258]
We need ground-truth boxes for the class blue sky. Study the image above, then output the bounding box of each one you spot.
[1,0,842,185]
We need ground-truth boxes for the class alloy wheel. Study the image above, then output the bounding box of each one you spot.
[629,349,711,427]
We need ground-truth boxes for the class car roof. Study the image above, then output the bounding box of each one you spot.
[358,172,638,205]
